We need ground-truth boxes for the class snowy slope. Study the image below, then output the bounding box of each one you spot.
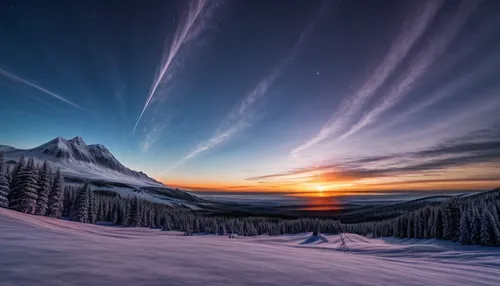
[1,137,208,205]
[258,232,500,264]
[1,208,499,286]
[2,136,162,187]
[0,145,15,152]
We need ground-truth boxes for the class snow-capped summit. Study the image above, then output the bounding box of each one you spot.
[2,136,161,186]
[33,136,91,161]
[68,136,87,146]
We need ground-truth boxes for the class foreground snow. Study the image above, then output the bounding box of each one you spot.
[1,208,499,286]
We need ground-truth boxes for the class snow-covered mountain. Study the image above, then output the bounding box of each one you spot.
[2,136,161,187]
[2,136,209,206]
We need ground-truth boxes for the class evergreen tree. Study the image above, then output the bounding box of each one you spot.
[143,207,152,227]
[46,168,64,218]
[435,209,444,239]
[97,200,104,222]
[211,219,219,234]
[443,201,461,241]
[424,210,433,239]
[154,208,162,228]
[0,152,10,208]
[113,202,121,225]
[149,210,155,228]
[459,210,471,245]
[62,186,76,217]
[88,188,96,223]
[471,207,482,244]
[106,200,112,222]
[119,201,127,225]
[394,216,401,238]
[193,218,200,233]
[480,208,496,246]
[218,223,226,235]
[162,216,172,231]
[34,161,51,215]
[72,183,90,223]
[9,158,38,214]
[399,216,407,238]
[7,156,25,206]
[245,221,258,236]
[127,196,140,227]
[9,155,25,193]
[5,164,13,187]
[407,214,414,238]
[414,212,420,238]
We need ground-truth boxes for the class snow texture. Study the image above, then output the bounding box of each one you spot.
[1,208,499,286]
[2,137,163,187]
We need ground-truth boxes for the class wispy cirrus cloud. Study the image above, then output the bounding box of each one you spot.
[133,0,221,133]
[372,54,500,134]
[139,107,176,152]
[335,0,479,142]
[170,2,330,170]
[0,68,85,111]
[291,0,444,155]
[140,122,168,152]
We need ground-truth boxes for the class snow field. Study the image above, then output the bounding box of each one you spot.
[1,208,500,286]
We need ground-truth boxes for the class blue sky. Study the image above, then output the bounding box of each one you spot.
[1,0,500,194]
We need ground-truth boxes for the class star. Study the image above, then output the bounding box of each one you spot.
[316,71,320,75]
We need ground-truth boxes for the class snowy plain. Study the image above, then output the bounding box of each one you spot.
[1,208,500,286]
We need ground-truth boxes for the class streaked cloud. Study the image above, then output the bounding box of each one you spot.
[291,0,444,155]
[373,54,500,134]
[170,2,330,169]
[133,0,221,133]
[140,123,165,152]
[336,0,479,141]
[0,68,85,111]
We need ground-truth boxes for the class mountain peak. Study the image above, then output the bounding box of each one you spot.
[50,136,67,144]
[68,136,87,146]
[4,136,162,186]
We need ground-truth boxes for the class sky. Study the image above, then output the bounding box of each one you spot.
[1,0,500,197]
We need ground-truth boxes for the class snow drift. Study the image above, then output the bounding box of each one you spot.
[1,208,500,286]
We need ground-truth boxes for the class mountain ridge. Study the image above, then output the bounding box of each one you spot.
[2,136,162,186]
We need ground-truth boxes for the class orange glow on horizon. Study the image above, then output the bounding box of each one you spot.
[159,176,500,194]
[158,163,500,195]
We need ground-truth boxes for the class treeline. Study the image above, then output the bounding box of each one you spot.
[344,190,500,246]
[64,184,500,247]
[2,152,500,247]
[62,185,344,236]
[0,153,345,236]
[0,153,64,217]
